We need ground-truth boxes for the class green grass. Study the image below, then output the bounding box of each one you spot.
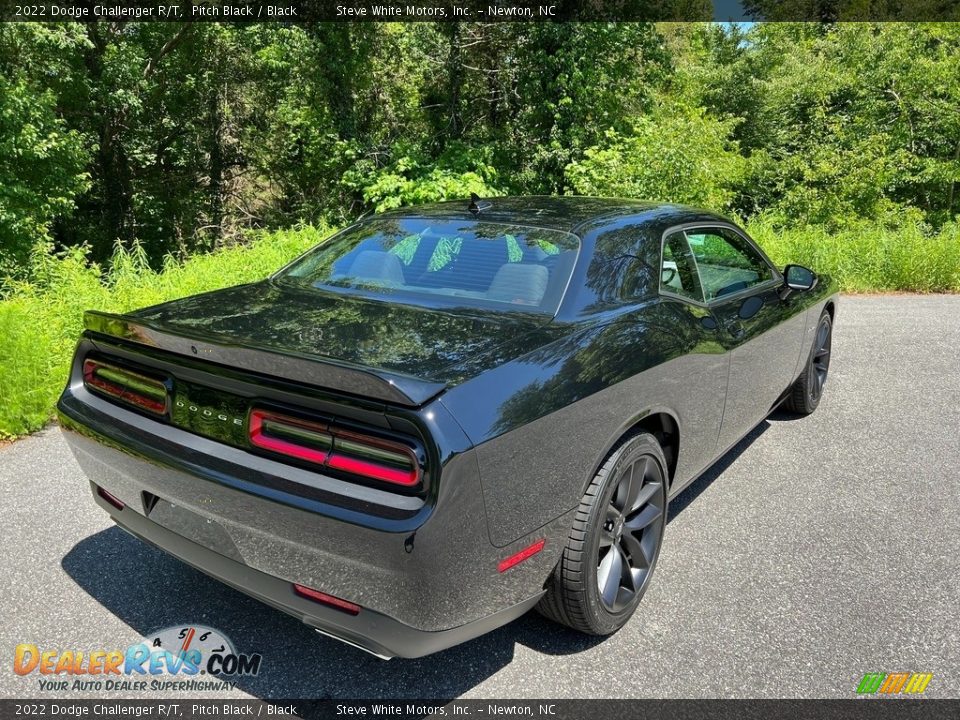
[747,219,960,293]
[0,218,958,440]
[0,226,328,439]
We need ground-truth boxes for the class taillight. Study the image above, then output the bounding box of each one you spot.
[326,430,421,486]
[249,410,332,464]
[248,409,421,488]
[83,359,168,416]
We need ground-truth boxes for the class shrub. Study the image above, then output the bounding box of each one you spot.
[344,143,503,213]
[747,218,960,293]
[0,226,327,438]
[564,102,746,210]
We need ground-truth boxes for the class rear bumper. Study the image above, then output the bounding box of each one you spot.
[94,484,541,659]
[58,385,565,658]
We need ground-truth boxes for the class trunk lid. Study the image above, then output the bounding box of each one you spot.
[86,281,561,406]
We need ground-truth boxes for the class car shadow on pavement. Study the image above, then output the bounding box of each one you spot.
[62,526,603,699]
[667,418,772,521]
[62,415,781,696]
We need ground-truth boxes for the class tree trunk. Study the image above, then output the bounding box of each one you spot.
[84,25,134,259]
[445,22,463,144]
[208,86,225,245]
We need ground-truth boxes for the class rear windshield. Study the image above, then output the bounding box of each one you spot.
[277,218,579,315]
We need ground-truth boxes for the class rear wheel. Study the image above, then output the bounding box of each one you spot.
[786,310,832,415]
[537,433,667,635]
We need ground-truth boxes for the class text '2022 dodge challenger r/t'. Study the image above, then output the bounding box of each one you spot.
[58,196,837,659]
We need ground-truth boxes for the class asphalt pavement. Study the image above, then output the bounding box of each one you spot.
[1,295,958,699]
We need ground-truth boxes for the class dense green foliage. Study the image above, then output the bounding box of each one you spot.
[0,21,959,437]
[0,74,89,276]
[565,101,746,208]
[0,226,325,438]
[1,21,957,272]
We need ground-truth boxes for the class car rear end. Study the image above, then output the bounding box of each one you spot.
[57,314,553,659]
[57,214,588,657]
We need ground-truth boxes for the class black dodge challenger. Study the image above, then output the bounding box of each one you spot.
[58,196,837,658]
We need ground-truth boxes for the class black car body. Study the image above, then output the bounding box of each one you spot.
[58,197,838,658]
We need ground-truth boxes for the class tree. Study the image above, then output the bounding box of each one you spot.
[565,101,746,208]
[0,75,88,276]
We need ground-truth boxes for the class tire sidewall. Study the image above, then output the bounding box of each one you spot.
[582,434,668,634]
[805,312,832,409]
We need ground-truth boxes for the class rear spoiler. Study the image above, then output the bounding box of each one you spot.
[83,310,447,408]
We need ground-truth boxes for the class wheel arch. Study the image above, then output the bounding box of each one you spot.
[584,408,680,495]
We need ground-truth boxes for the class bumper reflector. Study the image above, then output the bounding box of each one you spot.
[497,539,546,573]
[97,486,125,510]
[293,584,361,616]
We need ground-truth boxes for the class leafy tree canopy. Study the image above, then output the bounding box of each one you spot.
[0,21,957,275]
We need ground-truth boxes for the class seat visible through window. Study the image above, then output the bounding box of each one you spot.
[347,251,405,284]
[487,264,549,306]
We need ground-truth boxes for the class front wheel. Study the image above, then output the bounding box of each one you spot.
[786,309,833,415]
[537,433,668,635]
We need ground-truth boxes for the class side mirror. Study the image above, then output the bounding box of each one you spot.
[783,264,817,292]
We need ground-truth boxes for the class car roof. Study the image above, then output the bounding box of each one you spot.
[374,196,730,235]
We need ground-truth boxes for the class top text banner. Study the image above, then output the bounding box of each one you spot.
[1,0,958,22]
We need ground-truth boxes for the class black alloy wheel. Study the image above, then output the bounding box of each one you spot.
[597,454,664,612]
[809,313,832,401]
[787,309,833,414]
[538,432,668,635]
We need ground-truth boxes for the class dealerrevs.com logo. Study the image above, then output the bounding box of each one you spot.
[13,625,262,692]
[856,672,933,696]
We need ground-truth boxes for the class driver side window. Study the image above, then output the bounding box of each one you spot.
[660,231,704,303]
[685,228,774,301]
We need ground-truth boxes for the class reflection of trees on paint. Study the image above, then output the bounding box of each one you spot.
[492,305,724,434]
[132,281,548,381]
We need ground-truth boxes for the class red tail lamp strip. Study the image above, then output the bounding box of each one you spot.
[326,454,416,486]
[83,359,167,415]
[293,584,361,615]
[249,410,332,465]
[498,539,546,573]
[248,408,421,488]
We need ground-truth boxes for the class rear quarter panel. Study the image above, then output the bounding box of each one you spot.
[440,301,728,547]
